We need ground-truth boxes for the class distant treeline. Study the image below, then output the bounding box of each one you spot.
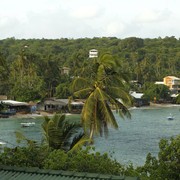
[0,36,179,101]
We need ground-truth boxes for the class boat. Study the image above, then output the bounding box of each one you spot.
[0,141,6,145]
[167,113,174,120]
[21,122,35,127]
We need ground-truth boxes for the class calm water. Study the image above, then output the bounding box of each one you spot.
[0,106,180,166]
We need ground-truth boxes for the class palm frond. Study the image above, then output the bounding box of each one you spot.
[15,131,27,143]
[63,123,81,142]
[97,64,106,82]
[98,100,118,129]
[99,53,116,70]
[69,134,91,152]
[107,86,132,105]
[114,99,131,119]
[81,92,96,133]
[15,131,37,147]
[72,77,91,92]
[95,88,118,129]
[73,87,93,98]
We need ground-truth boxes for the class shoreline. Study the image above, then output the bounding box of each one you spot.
[5,111,73,119]
[1,103,179,119]
[149,102,180,108]
[128,103,180,111]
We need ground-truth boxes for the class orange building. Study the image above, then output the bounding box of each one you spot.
[163,76,180,93]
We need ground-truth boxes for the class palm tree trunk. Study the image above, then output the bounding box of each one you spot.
[89,99,97,143]
[89,127,94,143]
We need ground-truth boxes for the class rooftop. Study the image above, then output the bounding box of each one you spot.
[0,100,29,106]
[0,165,140,180]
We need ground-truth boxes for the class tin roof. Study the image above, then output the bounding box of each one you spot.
[0,100,29,106]
[130,92,144,99]
[0,165,140,180]
[164,76,180,80]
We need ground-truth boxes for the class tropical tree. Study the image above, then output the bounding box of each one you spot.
[9,53,44,101]
[175,94,180,104]
[71,53,132,141]
[0,53,10,95]
[41,113,86,151]
[137,135,180,180]
[143,83,170,102]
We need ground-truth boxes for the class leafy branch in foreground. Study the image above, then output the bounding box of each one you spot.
[42,113,89,151]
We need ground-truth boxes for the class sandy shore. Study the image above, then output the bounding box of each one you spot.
[12,111,73,119]
[11,111,54,119]
[1,103,179,119]
[150,102,180,107]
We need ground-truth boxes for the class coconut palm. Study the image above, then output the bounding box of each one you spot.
[42,113,86,151]
[71,53,132,141]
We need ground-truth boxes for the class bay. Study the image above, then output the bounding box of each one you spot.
[0,106,179,166]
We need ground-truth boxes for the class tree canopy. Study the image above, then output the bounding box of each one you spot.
[0,37,179,101]
[71,53,132,141]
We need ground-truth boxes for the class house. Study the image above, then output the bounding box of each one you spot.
[61,67,70,75]
[163,76,180,94]
[37,98,68,112]
[130,91,150,107]
[0,100,30,114]
[70,101,84,114]
[89,49,98,58]
[37,98,84,113]
[130,80,142,89]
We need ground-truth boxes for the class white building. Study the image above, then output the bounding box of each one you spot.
[89,49,98,58]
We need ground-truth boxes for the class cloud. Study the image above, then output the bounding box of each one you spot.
[70,5,101,19]
[0,0,180,39]
[135,9,172,23]
[104,22,125,37]
[0,16,23,38]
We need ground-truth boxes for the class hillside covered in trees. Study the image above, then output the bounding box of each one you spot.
[0,36,180,102]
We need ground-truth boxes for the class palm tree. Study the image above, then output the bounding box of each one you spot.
[41,113,86,151]
[71,53,132,141]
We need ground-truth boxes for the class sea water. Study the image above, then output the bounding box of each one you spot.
[0,106,179,166]
[94,105,180,166]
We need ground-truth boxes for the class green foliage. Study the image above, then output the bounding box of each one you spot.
[176,94,180,104]
[120,37,144,51]
[71,53,132,140]
[55,82,71,98]
[143,83,170,102]
[43,149,68,170]
[0,145,49,168]
[42,113,85,151]
[137,135,180,180]
[0,102,8,112]
[0,37,180,101]
[0,145,132,176]
[9,56,44,101]
[0,135,179,179]
[43,147,126,175]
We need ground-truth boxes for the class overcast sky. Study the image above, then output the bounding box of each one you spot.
[0,0,180,39]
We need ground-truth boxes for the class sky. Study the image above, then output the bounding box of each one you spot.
[0,0,180,39]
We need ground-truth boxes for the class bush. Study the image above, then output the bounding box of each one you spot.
[0,145,49,168]
[137,135,180,180]
[43,147,126,175]
[1,135,179,179]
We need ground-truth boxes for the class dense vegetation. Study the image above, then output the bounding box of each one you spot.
[0,37,179,179]
[0,36,180,101]
[0,133,179,180]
